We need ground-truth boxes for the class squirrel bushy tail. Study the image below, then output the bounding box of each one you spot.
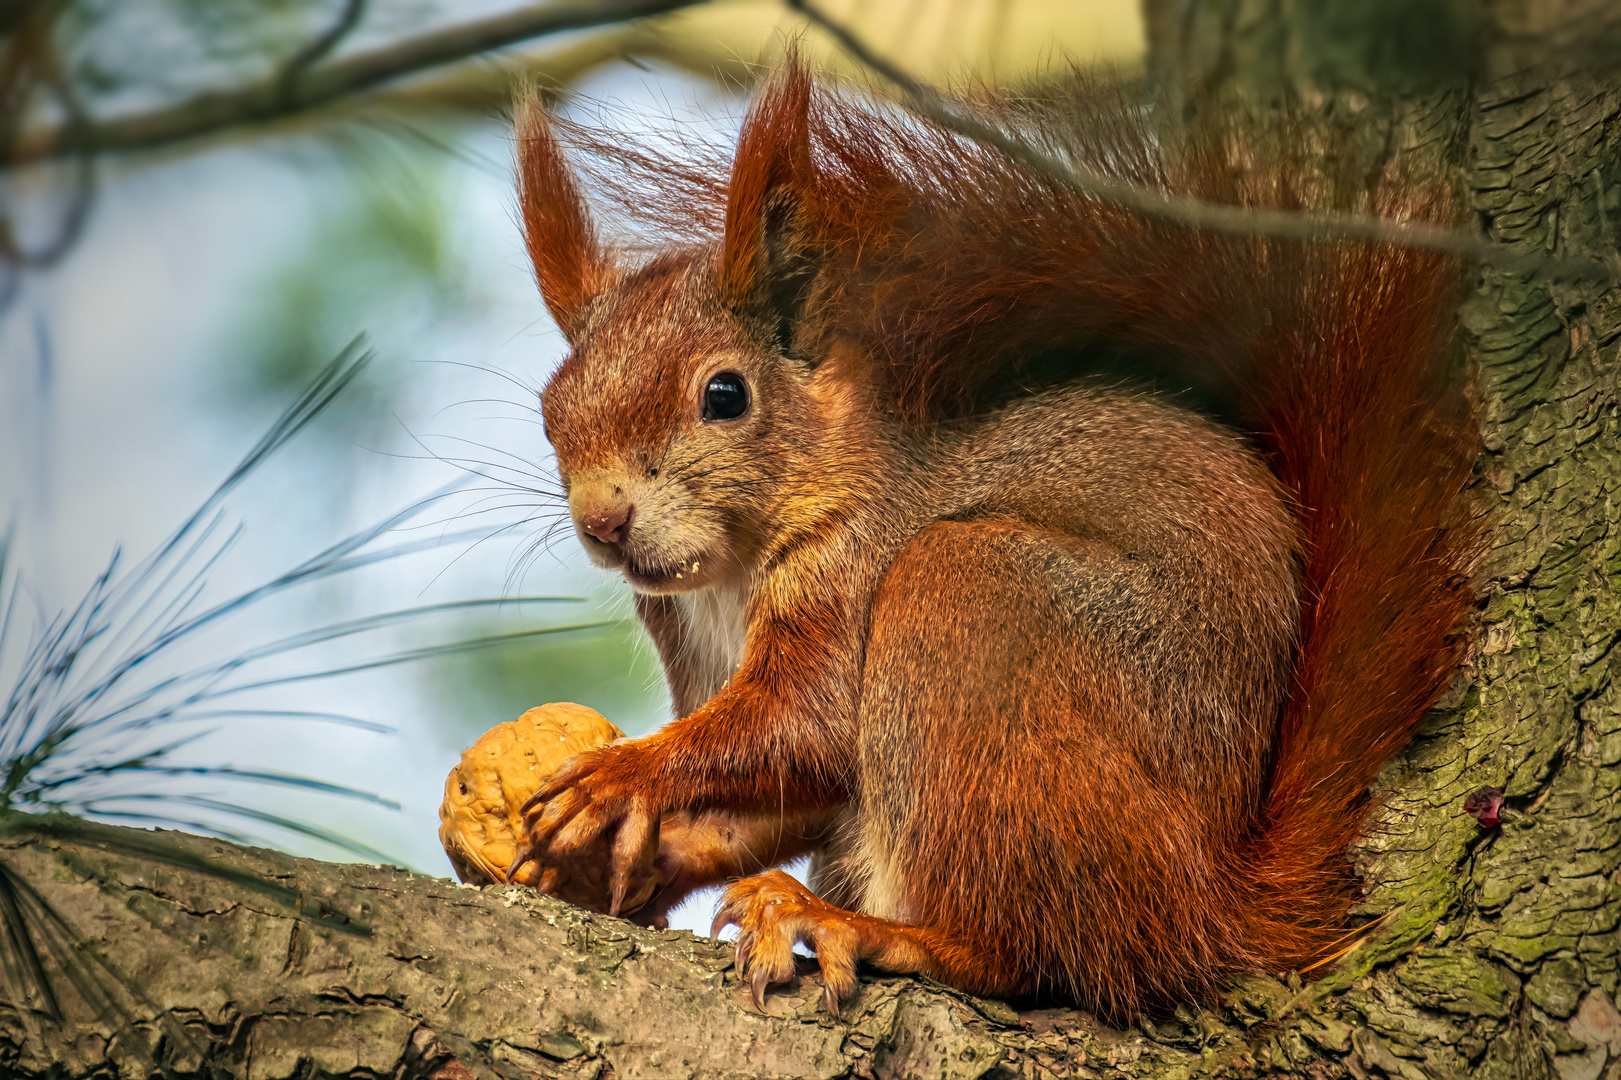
[545,63,1485,1000]
[1226,206,1484,970]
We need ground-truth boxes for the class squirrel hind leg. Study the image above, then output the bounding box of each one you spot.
[855,519,1259,1020]
[712,867,1000,1013]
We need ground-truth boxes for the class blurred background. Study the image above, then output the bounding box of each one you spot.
[0,0,1144,932]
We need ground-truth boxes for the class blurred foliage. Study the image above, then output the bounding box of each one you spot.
[425,618,669,751]
[223,127,466,422]
[0,344,614,1041]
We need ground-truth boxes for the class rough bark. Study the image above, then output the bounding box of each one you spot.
[5,3,1620,1077]
[0,820,1175,1079]
[1138,1,1621,1078]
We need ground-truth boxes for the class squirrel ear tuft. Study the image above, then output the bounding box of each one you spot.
[515,94,610,343]
[721,58,817,343]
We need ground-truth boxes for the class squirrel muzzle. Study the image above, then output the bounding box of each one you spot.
[566,466,729,594]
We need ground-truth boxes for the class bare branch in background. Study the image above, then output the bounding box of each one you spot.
[276,0,370,104]
[5,0,712,164]
[790,0,1614,278]
[0,2,93,271]
[7,0,1611,285]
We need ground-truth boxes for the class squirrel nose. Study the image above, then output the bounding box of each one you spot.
[582,504,634,545]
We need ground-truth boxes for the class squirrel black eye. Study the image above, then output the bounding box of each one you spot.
[703,372,749,421]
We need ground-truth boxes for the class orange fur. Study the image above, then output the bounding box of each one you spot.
[510,63,1486,1021]
[515,95,612,342]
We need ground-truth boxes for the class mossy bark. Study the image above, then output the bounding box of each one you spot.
[1140,1,1621,1078]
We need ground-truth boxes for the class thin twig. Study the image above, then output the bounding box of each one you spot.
[0,14,95,269]
[277,0,370,106]
[789,0,1613,278]
[7,0,712,163]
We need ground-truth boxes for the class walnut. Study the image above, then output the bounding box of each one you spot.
[437,703,659,914]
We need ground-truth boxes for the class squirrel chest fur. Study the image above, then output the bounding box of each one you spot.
[511,64,1484,1020]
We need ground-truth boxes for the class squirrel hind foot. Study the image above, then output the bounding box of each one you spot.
[713,869,865,1013]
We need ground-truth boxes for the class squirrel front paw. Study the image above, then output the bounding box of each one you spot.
[712,869,861,1015]
[517,738,663,916]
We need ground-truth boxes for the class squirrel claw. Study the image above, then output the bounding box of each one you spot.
[710,909,734,941]
[716,869,863,1018]
[750,968,771,1011]
[734,930,756,974]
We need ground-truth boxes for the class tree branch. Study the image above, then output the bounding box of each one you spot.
[6,0,712,163]
[276,0,370,105]
[0,820,1191,1077]
[790,0,1613,279]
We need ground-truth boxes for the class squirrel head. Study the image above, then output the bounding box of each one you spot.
[520,66,868,596]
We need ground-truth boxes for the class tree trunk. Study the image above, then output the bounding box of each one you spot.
[1142,1,1621,1078]
[5,3,1619,1078]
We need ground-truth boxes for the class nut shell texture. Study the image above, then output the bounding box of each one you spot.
[438,703,622,886]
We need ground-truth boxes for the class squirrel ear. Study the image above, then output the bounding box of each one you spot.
[515,94,610,343]
[721,61,817,345]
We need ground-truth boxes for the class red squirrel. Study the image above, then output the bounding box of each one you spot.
[509,63,1485,1021]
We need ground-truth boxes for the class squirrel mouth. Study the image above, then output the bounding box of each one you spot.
[621,553,709,591]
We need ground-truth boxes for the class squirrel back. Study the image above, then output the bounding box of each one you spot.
[516,63,1485,1016]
